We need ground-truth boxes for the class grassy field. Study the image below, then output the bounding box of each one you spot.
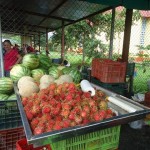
[47,51,92,65]
[133,64,150,94]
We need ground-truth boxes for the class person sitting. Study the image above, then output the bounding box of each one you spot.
[3,40,22,77]
[13,44,20,51]
[26,44,35,53]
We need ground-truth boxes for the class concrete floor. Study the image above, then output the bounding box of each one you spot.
[119,124,150,150]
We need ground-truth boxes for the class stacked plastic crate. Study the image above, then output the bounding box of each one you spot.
[0,99,25,149]
[91,58,127,95]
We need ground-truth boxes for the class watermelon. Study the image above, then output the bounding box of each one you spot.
[10,64,31,82]
[6,94,17,106]
[38,54,52,70]
[57,65,65,71]
[62,67,72,74]
[0,93,9,100]
[49,66,63,79]
[31,68,46,82]
[7,94,17,100]
[22,54,39,70]
[0,77,14,94]
[68,69,82,84]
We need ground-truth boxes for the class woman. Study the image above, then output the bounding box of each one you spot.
[3,40,22,77]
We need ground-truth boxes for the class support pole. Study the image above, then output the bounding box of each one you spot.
[33,35,36,50]
[109,7,115,59]
[122,9,133,62]
[38,32,41,52]
[0,16,4,77]
[30,36,32,47]
[46,28,49,56]
[61,21,65,61]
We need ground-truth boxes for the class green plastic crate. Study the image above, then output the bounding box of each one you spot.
[0,100,22,130]
[50,126,120,150]
[91,77,126,96]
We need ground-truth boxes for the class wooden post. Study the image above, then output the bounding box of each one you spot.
[61,21,65,61]
[46,28,49,56]
[109,7,115,59]
[38,32,40,52]
[33,35,36,50]
[30,36,32,47]
[122,9,133,62]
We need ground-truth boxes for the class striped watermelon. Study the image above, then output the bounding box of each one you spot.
[38,54,52,70]
[68,69,82,84]
[0,93,9,100]
[49,66,63,79]
[0,77,14,94]
[22,54,39,70]
[10,64,31,82]
[62,67,72,74]
[31,68,46,82]
[6,94,17,106]
[7,93,17,100]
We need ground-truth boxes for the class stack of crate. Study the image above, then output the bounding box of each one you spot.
[91,58,127,96]
[0,100,25,149]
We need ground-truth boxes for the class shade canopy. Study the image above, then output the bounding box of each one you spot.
[0,0,149,36]
[0,0,114,35]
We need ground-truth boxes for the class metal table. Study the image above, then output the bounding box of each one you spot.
[14,83,150,147]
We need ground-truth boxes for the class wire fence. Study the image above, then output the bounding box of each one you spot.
[1,2,150,94]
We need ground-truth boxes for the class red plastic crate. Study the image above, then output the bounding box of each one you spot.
[0,127,25,150]
[91,58,114,79]
[91,58,99,77]
[16,138,52,150]
[92,59,126,83]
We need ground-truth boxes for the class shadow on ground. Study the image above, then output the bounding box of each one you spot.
[119,124,150,150]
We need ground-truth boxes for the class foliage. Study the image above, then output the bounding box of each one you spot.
[2,33,21,45]
[137,44,150,51]
[49,7,140,62]
[34,34,46,48]
[133,64,150,93]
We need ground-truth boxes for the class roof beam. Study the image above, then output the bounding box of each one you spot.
[25,10,74,22]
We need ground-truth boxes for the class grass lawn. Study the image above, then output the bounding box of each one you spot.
[133,64,150,94]
[47,51,92,65]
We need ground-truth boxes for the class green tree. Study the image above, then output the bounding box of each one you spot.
[50,7,140,61]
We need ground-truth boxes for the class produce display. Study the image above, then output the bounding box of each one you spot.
[18,79,116,135]
[9,54,82,84]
